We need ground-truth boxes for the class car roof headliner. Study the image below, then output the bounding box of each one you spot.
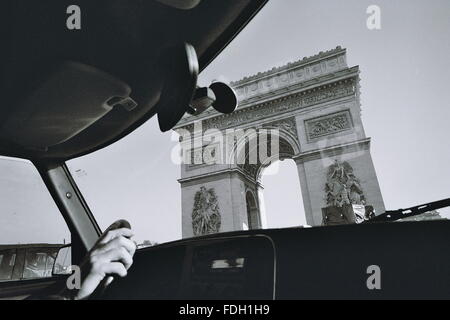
[0,0,267,163]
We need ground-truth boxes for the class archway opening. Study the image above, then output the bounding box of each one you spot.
[260,159,307,228]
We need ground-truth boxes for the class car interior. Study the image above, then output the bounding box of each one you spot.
[0,0,449,300]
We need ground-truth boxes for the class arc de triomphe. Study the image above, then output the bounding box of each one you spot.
[174,47,385,238]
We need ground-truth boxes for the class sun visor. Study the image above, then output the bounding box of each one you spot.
[1,61,133,150]
[0,43,199,151]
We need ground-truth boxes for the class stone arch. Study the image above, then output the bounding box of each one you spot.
[228,127,300,182]
[176,48,386,238]
[262,126,301,156]
[255,129,300,182]
[229,128,302,230]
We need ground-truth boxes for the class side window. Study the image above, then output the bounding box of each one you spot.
[23,248,58,279]
[0,249,16,281]
[0,157,70,281]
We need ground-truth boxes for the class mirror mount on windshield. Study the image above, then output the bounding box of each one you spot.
[188,82,238,116]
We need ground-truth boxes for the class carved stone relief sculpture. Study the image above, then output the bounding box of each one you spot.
[192,187,221,236]
[305,110,353,141]
[325,160,366,207]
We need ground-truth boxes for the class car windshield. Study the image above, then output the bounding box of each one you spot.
[67,0,449,246]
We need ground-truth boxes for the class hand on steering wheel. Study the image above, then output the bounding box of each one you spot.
[68,220,137,300]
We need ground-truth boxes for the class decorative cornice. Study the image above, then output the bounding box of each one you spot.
[175,65,358,129]
[230,46,346,86]
[178,167,258,186]
[293,138,371,163]
[231,47,347,103]
[179,77,357,133]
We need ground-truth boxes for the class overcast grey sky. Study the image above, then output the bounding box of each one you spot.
[1,0,449,245]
